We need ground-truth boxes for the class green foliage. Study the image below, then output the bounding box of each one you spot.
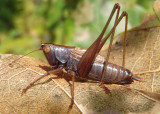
[0,0,157,59]
[137,0,154,9]
[126,5,146,27]
[0,0,22,31]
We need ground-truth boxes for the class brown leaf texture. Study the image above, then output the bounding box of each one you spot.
[1,27,160,113]
[101,26,160,112]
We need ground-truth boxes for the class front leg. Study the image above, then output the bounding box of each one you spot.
[22,67,63,95]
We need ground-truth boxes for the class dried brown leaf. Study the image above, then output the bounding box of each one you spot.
[101,26,160,110]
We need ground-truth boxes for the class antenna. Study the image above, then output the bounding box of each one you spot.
[0,49,41,72]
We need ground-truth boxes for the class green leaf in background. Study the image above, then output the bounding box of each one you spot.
[0,0,158,61]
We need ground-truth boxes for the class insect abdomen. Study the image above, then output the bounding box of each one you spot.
[104,63,134,84]
[88,62,134,84]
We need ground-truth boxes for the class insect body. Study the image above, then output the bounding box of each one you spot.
[37,3,142,111]
[41,43,139,85]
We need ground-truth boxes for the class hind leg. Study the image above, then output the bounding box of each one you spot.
[99,82,111,94]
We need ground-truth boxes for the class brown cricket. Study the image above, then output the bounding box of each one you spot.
[0,3,141,113]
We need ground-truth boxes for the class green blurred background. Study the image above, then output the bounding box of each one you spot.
[0,0,155,60]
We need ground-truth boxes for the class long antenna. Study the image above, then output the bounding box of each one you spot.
[0,49,41,72]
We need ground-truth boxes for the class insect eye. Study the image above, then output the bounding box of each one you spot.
[44,46,50,53]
